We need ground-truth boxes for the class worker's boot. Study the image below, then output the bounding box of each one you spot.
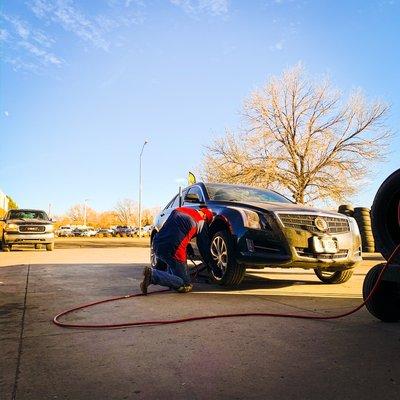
[140,267,152,295]
[175,284,193,293]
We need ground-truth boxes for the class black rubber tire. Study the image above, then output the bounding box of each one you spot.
[209,230,246,286]
[338,204,354,212]
[1,237,10,252]
[354,207,371,213]
[363,264,400,322]
[46,243,54,251]
[371,168,400,263]
[314,268,354,284]
[338,205,354,216]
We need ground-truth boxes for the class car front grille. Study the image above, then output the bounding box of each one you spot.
[277,213,350,234]
[295,247,349,259]
[19,225,46,233]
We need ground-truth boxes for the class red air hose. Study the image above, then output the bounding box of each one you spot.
[53,244,400,329]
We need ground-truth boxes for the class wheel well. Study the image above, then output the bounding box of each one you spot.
[209,218,230,237]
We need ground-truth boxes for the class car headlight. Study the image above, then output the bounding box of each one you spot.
[348,217,360,236]
[5,223,19,232]
[229,207,264,229]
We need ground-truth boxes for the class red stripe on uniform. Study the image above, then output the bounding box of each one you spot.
[174,226,197,262]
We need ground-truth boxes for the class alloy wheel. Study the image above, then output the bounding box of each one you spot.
[210,235,228,280]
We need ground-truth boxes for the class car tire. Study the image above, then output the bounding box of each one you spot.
[314,268,354,284]
[209,230,245,286]
[371,169,400,263]
[46,243,55,251]
[363,263,400,322]
[1,237,10,252]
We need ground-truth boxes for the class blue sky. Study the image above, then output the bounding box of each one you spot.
[0,0,399,215]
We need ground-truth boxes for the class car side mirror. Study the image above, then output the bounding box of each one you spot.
[184,193,203,204]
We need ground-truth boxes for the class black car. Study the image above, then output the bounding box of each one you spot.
[151,182,362,287]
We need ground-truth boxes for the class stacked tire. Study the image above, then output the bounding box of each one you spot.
[338,204,354,217]
[353,207,375,253]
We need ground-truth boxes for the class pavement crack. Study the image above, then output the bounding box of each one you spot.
[11,264,30,400]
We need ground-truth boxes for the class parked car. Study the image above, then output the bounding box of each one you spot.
[135,225,152,237]
[0,209,55,251]
[72,227,97,237]
[56,226,74,237]
[114,226,134,237]
[96,228,114,237]
[151,182,362,287]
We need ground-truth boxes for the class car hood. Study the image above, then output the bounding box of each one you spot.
[5,219,52,225]
[209,201,345,217]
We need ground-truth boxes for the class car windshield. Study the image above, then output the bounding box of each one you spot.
[205,183,292,204]
[7,210,48,220]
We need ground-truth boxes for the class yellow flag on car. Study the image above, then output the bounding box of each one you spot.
[188,171,196,185]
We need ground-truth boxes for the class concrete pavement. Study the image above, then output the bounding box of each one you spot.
[1,247,399,399]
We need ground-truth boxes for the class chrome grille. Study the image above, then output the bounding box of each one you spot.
[19,225,46,233]
[295,247,348,259]
[277,213,350,234]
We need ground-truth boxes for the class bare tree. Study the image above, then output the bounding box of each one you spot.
[114,199,137,226]
[202,64,391,204]
[67,204,97,225]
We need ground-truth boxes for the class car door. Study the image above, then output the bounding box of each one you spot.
[154,194,180,231]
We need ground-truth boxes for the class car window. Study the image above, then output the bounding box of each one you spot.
[205,183,292,204]
[164,195,178,210]
[7,210,49,220]
[171,195,181,209]
[186,186,204,203]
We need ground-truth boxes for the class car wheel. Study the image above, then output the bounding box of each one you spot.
[363,263,400,322]
[209,230,245,286]
[314,268,353,284]
[1,237,10,252]
[46,243,55,251]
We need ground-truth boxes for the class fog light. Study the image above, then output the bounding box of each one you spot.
[246,238,255,252]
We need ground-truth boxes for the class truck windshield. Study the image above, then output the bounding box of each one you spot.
[7,210,49,220]
[205,183,293,204]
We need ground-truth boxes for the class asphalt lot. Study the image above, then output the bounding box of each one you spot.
[1,244,399,400]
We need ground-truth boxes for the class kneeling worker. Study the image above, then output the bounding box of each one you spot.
[140,206,214,294]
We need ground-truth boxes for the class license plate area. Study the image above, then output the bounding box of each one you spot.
[311,236,338,254]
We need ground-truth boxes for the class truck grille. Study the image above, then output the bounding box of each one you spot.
[19,225,46,233]
[277,213,350,234]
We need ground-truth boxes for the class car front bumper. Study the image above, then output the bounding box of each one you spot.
[235,227,362,271]
[4,232,55,245]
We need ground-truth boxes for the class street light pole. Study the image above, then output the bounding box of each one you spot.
[83,198,90,226]
[138,140,148,238]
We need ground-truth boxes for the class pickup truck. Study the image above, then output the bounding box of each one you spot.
[1,209,55,251]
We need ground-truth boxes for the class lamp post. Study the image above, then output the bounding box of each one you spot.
[83,198,90,227]
[138,140,148,238]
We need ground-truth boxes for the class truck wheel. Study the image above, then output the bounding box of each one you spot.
[1,238,10,252]
[314,268,353,284]
[363,263,400,322]
[46,243,55,251]
[209,230,245,286]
